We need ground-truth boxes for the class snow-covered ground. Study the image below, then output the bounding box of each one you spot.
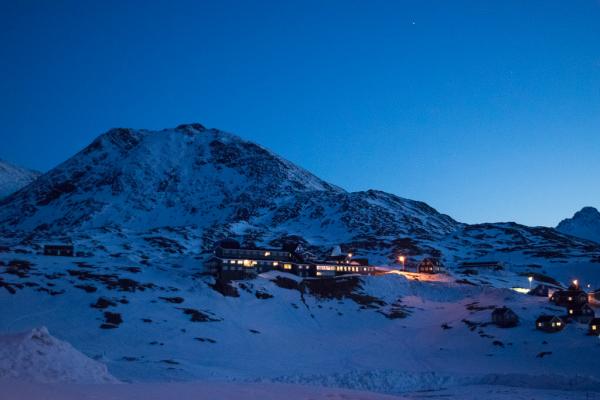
[3,380,600,400]
[1,249,599,398]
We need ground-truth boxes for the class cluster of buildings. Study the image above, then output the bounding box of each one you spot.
[530,282,599,335]
[204,239,377,280]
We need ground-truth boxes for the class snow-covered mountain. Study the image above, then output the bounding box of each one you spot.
[556,207,600,244]
[0,159,41,199]
[0,124,458,262]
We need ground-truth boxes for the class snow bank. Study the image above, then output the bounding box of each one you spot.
[0,327,117,383]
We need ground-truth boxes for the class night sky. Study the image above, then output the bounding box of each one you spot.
[1,1,599,227]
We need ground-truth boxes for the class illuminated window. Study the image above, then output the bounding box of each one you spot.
[229,260,235,264]
[556,322,561,326]
[284,264,292,270]
[593,325,597,331]
[264,251,271,256]
[237,260,243,265]
[569,309,573,314]
[568,297,573,301]
[538,323,542,327]
[273,262,279,266]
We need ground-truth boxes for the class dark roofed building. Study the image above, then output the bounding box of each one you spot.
[528,284,551,297]
[550,288,588,307]
[536,315,565,333]
[418,258,443,274]
[567,303,595,324]
[43,244,74,257]
[491,307,519,328]
[459,261,503,270]
[589,318,600,335]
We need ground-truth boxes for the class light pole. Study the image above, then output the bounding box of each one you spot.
[528,276,533,290]
[398,255,406,271]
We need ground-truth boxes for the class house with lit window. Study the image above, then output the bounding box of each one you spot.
[589,318,600,335]
[566,303,595,324]
[536,315,564,333]
[206,240,376,280]
[418,258,443,274]
[550,285,588,307]
[205,239,294,280]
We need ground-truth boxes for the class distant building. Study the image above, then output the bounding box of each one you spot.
[205,240,374,280]
[43,244,74,257]
[536,315,565,333]
[567,303,595,324]
[528,284,551,297]
[418,258,443,274]
[550,286,588,307]
[589,318,600,335]
[459,261,503,270]
[491,307,519,328]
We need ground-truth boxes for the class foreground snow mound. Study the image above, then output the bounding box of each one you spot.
[0,327,117,383]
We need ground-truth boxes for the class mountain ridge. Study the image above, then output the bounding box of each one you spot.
[556,206,600,244]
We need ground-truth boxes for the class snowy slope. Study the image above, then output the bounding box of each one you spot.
[557,207,600,244]
[0,159,41,199]
[0,250,599,395]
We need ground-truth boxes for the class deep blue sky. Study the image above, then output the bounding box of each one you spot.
[1,1,599,227]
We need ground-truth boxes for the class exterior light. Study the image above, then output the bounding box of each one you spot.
[398,255,406,271]
[528,276,533,289]
[573,279,579,287]
[348,253,353,258]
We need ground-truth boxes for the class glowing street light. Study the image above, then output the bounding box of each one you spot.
[573,279,579,288]
[528,276,533,290]
[398,255,406,271]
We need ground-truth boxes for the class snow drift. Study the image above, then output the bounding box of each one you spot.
[0,327,117,383]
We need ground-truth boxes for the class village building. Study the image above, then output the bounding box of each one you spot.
[567,303,595,324]
[528,284,551,297]
[491,307,519,328]
[536,315,565,333]
[205,240,374,280]
[459,261,503,271]
[418,258,443,274]
[589,318,600,335]
[550,285,588,307]
[205,239,294,280]
[43,244,74,257]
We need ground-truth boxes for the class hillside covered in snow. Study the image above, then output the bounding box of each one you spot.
[0,159,40,199]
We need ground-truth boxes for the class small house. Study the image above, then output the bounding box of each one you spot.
[550,288,588,307]
[418,258,443,274]
[459,261,504,271]
[536,315,565,333]
[491,307,519,328]
[567,303,595,324]
[589,317,600,335]
[528,284,550,297]
[43,244,74,257]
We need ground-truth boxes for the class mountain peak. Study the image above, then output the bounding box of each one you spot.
[0,159,41,199]
[556,206,600,243]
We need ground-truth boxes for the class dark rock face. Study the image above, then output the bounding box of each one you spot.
[557,207,600,243]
